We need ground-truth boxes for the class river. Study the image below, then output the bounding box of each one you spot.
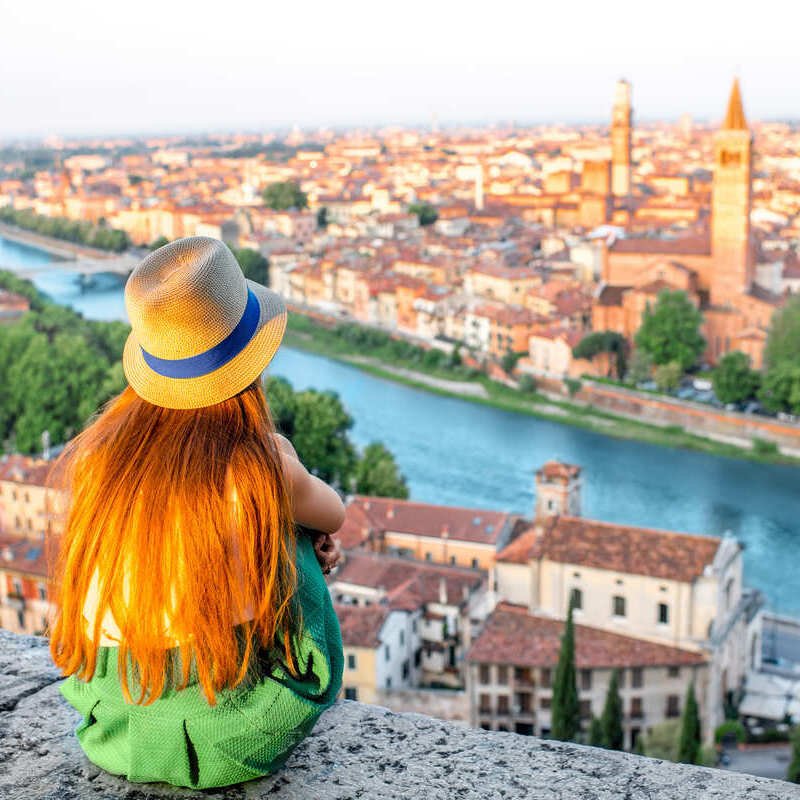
[2,236,799,614]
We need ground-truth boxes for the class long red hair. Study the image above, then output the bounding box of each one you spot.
[46,378,302,707]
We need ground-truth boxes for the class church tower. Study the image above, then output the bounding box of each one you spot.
[611,79,632,200]
[711,78,754,306]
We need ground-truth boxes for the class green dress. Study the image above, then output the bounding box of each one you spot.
[59,532,343,790]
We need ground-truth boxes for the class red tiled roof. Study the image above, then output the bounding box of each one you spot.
[466,602,707,668]
[347,495,514,546]
[331,551,483,611]
[334,603,390,648]
[0,455,54,487]
[609,235,710,257]
[497,516,721,583]
[0,533,51,578]
[537,461,581,482]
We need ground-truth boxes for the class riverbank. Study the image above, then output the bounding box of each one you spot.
[283,314,800,467]
[0,222,114,260]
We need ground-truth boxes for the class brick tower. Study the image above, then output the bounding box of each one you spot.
[611,79,632,201]
[711,78,754,306]
[534,461,582,520]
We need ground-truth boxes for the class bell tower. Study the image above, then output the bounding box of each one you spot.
[711,78,754,306]
[534,462,582,520]
[611,79,632,201]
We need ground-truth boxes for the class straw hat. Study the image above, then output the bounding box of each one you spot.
[122,236,287,409]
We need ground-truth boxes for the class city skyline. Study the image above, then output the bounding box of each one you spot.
[2,0,799,139]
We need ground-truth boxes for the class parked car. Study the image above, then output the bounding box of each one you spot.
[677,387,696,400]
[693,378,713,392]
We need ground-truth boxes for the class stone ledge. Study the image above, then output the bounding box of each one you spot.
[1,629,797,799]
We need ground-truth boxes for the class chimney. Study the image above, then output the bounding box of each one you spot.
[438,577,447,605]
[441,524,449,538]
[386,504,395,520]
[462,584,470,601]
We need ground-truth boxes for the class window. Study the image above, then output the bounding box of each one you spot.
[479,664,491,684]
[479,693,492,713]
[579,700,592,719]
[668,666,680,679]
[480,723,491,731]
[497,666,509,685]
[617,669,626,688]
[344,687,358,700]
[540,668,551,688]
[449,555,456,565]
[570,588,583,611]
[24,491,30,503]
[630,697,643,719]
[399,630,404,646]
[12,489,17,501]
[386,676,392,689]
[471,558,479,569]
[658,603,669,624]
[17,610,24,628]
[37,584,46,601]
[613,595,626,617]
[425,552,432,562]
[414,647,422,667]
[384,645,390,662]
[412,619,418,634]
[540,696,551,710]
[347,653,357,670]
[14,516,20,529]
[402,660,409,679]
[515,722,534,735]
[631,667,644,688]
[516,692,532,713]
[514,667,532,684]
[497,695,509,714]
[13,580,22,596]
[580,669,592,691]
[666,695,680,718]
[26,518,32,530]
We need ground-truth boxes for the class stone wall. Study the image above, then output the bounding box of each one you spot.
[1,629,797,799]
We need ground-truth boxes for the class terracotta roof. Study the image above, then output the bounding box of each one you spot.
[609,235,710,257]
[331,550,483,611]
[537,461,581,482]
[346,496,514,546]
[0,533,52,578]
[497,515,722,583]
[596,285,629,306]
[466,602,707,668]
[0,455,54,488]
[334,603,390,648]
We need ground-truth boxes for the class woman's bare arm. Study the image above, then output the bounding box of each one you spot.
[275,435,346,536]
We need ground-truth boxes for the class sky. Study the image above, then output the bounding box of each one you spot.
[1,0,799,140]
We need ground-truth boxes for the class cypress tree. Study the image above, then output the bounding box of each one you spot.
[787,726,800,783]
[588,715,603,747]
[677,683,701,764]
[551,597,580,741]
[600,667,625,750]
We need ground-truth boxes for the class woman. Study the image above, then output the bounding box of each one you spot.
[47,236,345,789]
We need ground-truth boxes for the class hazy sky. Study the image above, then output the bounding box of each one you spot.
[2,0,798,140]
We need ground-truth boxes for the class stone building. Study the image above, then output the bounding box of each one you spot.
[466,601,707,749]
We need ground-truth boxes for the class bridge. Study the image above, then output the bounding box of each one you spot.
[10,252,140,280]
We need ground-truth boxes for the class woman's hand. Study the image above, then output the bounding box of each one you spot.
[311,531,342,575]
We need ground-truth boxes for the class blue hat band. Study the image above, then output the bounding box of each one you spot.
[140,287,261,379]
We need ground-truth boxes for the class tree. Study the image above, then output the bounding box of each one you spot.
[573,331,628,379]
[354,442,409,498]
[149,235,170,250]
[626,348,653,385]
[634,290,705,370]
[408,202,438,226]
[788,725,800,783]
[654,361,683,393]
[501,350,521,374]
[641,719,682,761]
[599,668,624,750]
[758,363,800,415]
[262,181,308,211]
[518,374,537,394]
[712,351,760,405]
[764,293,800,370]
[588,716,603,747]
[551,597,580,741]
[677,683,701,765]
[233,247,269,286]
